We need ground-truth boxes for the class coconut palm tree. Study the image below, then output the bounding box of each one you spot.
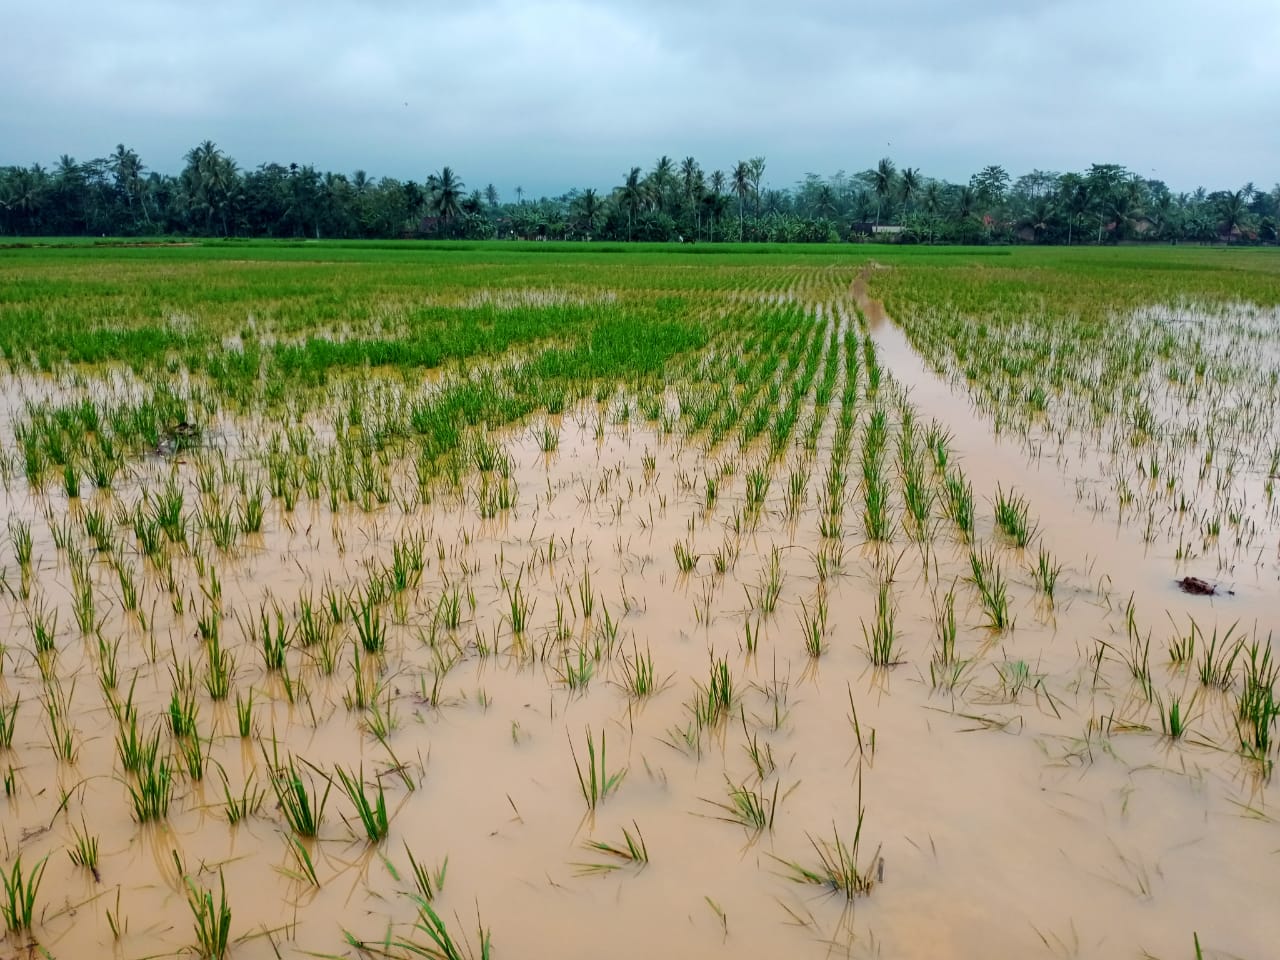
[575,188,603,238]
[898,167,920,214]
[732,161,750,240]
[650,156,675,213]
[621,167,644,240]
[427,166,465,225]
[1216,189,1250,242]
[872,157,896,227]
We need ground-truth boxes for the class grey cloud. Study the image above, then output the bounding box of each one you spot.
[2,0,1277,195]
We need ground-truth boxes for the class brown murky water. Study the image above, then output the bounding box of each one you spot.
[1,274,1276,960]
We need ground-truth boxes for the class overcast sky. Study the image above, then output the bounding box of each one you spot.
[4,0,1277,197]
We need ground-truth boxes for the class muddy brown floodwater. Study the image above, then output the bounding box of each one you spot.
[0,278,1276,960]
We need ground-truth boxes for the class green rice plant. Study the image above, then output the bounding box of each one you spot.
[570,727,626,811]
[238,486,265,535]
[265,748,332,837]
[968,545,1012,631]
[203,632,234,701]
[403,844,448,903]
[693,654,735,729]
[673,539,697,573]
[185,871,231,960]
[505,569,534,638]
[389,534,426,592]
[558,644,594,691]
[83,505,114,553]
[707,777,779,834]
[179,732,210,780]
[942,470,975,540]
[863,580,899,667]
[235,690,253,738]
[63,461,80,498]
[115,559,139,612]
[222,770,265,824]
[152,477,188,544]
[861,468,894,543]
[618,643,658,698]
[42,680,77,763]
[28,598,58,655]
[993,485,1036,547]
[434,584,463,632]
[1237,637,1279,763]
[67,820,100,880]
[1167,614,1197,666]
[278,834,319,888]
[1157,692,1191,740]
[742,714,776,780]
[0,697,16,749]
[775,780,879,900]
[335,765,390,842]
[578,568,595,620]
[351,587,386,654]
[798,592,828,657]
[537,421,559,453]
[295,592,332,648]
[1,855,48,934]
[744,465,770,511]
[9,519,32,574]
[126,749,173,822]
[1197,621,1242,689]
[203,500,238,551]
[396,896,491,960]
[1033,547,1062,602]
[168,682,199,738]
[574,822,649,875]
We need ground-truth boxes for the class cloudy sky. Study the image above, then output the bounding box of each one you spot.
[4,0,1277,197]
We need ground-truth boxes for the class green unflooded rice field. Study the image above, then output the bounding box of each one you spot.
[0,241,1276,960]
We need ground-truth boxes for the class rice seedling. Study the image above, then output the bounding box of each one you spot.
[574,822,650,875]
[185,871,232,960]
[993,486,1036,547]
[706,777,779,834]
[968,545,1012,631]
[396,896,491,960]
[265,748,332,837]
[1,855,47,934]
[570,727,626,810]
[673,539,697,573]
[0,697,16,749]
[351,587,387,654]
[618,643,658,698]
[28,598,58,656]
[775,768,879,898]
[403,844,448,903]
[1197,621,1242,689]
[798,593,828,657]
[335,765,390,842]
[942,470,975,540]
[1157,692,1192,740]
[67,820,100,880]
[863,580,899,667]
[1032,546,1063,601]
[222,771,266,824]
[126,749,174,822]
[504,569,534,638]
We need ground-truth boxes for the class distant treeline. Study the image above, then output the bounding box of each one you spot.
[1,143,1276,245]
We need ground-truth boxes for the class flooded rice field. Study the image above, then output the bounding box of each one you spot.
[0,245,1276,959]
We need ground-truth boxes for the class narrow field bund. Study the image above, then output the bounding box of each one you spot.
[0,242,1276,960]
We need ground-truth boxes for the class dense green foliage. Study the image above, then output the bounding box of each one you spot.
[2,143,1275,245]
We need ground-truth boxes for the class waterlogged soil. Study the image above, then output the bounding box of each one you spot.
[1,280,1277,960]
